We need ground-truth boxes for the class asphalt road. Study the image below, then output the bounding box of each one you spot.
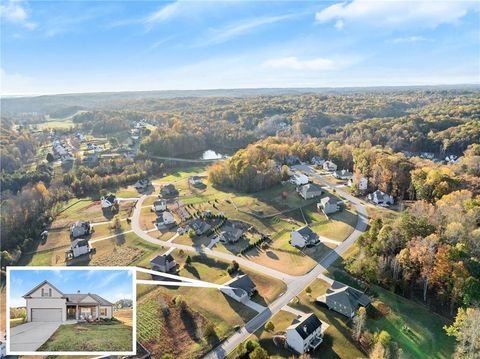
[130,164,369,358]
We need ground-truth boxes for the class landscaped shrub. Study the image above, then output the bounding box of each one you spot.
[227,260,240,275]
[203,322,216,339]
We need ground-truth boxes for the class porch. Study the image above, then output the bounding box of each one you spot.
[67,305,100,320]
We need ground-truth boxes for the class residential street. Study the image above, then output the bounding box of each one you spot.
[129,165,369,359]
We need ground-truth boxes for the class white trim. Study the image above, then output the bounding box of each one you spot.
[6,266,136,356]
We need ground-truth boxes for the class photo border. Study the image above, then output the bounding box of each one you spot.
[6,266,137,356]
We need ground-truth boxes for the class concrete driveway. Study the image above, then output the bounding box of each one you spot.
[10,322,60,352]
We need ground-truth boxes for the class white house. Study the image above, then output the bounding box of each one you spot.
[333,169,353,180]
[317,197,340,214]
[297,183,323,200]
[291,226,320,248]
[368,190,394,206]
[291,173,309,186]
[70,221,91,239]
[66,238,93,259]
[348,176,368,191]
[221,274,257,304]
[23,280,113,322]
[150,253,176,273]
[155,211,176,227]
[323,161,337,172]
[152,199,167,212]
[101,194,117,209]
[286,313,323,354]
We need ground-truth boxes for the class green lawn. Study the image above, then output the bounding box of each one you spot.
[326,245,455,359]
[37,119,75,130]
[290,279,367,359]
[38,323,133,352]
[365,287,454,359]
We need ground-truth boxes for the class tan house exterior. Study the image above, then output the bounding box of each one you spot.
[23,280,113,322]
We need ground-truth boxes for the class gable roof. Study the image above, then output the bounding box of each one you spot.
[150,254,175,266]
[228,274,256,293]
[288,313,322,339]
[71,238,89,248]
[295,226,319,242]
[320,196,336,206]
[326,281,370,311]
[64,293,113,306]
[299,183,323,195]
[23,280,65,298]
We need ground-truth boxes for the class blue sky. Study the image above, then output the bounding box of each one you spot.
[9,269,134,307]
[1,0,479,95]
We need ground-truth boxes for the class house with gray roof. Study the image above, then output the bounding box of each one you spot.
[160,183,179,197]
[290,226,320,248]
[221,274,257,303]
[217,226,243,244]
[70,221,91,239]
[23,280,113,322]
[368,190,394,206]
[333,169,353,180]
[286,313,323,354]
[316,281,371,318]
[150,253,177,273]
[317,197,340,214]
[188,218,211,236]
[297,183,323,200]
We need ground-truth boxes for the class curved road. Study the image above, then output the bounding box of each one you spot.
[130,164,369,359]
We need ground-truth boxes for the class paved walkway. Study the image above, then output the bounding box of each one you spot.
[281,305,306,317]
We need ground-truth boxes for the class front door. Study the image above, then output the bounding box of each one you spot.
[67,307,76,319]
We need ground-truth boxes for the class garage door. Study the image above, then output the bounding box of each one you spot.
[31,308,62,322]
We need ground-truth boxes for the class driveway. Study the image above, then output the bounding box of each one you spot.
[10,322,60,352]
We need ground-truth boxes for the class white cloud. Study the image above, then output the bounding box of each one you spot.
[335,19,344,30]
[263,56,340,71]
[200,14,296,46]
[0,0,36,29]
[145,1,181,23]
[393,36,428,43]
[315,0,478,28]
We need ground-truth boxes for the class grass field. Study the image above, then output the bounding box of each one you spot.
[325,245,455,359]
[37,119,75,130]
[20,232,160,267]
[113,308,133,327]
[38,323,133,352]
[136,251,286,357]
[290,279,367,359]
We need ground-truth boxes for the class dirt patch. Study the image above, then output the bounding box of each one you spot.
[138,289,209,358]
[91,246,145,266]
[369,300,391,319]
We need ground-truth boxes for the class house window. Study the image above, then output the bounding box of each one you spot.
[49,288,52,296]
[41,288,51,297]
[100,308,107,316]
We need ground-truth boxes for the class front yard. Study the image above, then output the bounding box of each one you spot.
[38,322,133,352]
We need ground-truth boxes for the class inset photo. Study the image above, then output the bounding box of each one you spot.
[6,267,135,356]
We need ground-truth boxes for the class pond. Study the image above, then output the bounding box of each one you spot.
[200,149,228,160]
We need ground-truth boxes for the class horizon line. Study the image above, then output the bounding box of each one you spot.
[2,82,480,99]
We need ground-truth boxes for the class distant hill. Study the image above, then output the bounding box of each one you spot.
[2,84,478,115]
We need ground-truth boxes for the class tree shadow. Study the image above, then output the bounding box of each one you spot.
[184,264,200,279]
[179,307,201,341]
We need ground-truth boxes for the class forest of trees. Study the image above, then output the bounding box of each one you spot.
[346,189,480,313]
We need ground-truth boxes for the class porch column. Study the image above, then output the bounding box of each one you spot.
[76,305,79,320]
[96,305,99,319]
